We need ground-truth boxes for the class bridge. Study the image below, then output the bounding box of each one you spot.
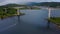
[3,6,60,19]
[0,6,60,33]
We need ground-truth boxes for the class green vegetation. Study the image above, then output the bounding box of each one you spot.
[40,2,60,7]
[7,8,17,14]
[48,17,60,26]
[31,2,60,8]
[0,8,25,19]
[0,4,27,8]
[0,8,16,19]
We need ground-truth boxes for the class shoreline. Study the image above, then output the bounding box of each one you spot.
[47,17,60,29]
[0,13,25,20]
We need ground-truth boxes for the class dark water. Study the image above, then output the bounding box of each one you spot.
[0,9,60,34]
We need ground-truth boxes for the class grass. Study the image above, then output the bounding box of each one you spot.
[48,17,60,26]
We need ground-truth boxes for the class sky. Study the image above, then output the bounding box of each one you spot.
[0,0,60,5]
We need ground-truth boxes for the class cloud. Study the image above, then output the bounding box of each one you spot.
[0,0,6,3]
[0,0,60,6]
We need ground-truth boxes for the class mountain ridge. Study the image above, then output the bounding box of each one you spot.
[0,2,60,8]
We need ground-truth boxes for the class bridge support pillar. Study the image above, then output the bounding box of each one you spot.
[17,8,20,23]
[47,8,51,29]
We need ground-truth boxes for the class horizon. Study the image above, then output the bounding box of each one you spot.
[0,0,60,6]
[0,2,60,6]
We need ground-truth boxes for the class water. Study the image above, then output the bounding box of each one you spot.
[0,9,60,34]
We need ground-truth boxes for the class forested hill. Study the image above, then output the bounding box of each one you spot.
[0,2,60,8]
[33,2,60,7]
[0,4,26,8]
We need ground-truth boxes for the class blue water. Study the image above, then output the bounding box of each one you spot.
[0,9,60,34]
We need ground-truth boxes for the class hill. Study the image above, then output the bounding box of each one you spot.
[0,4,27,8]
[27,2,60,7]
[0,2,60,8]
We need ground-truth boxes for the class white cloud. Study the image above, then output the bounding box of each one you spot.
[0,0,60,6]
[0,0,5,3]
